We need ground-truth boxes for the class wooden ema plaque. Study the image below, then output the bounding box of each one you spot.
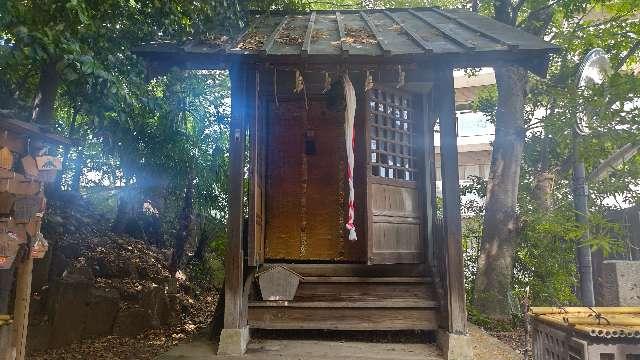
[13,196,40,223]
[0,230,20,269]
[30,233,48,259]
[20,155,39,180]
[35,156,61,183]
[12,175,40,196]
[0,148,12,170]
[0,192,14,215]
[0,169,40,195]
[0,169,15,193]
[24,214,42,237]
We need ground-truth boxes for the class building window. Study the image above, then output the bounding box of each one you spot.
[457,110,494,137]
[368,88,417,181]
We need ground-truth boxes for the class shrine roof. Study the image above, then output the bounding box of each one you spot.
[135,7,559,77]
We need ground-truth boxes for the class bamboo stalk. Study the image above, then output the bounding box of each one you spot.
[530,307,640,315]
[562,315,640,327]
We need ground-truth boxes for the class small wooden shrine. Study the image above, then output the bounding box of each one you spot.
[136,7,559,359]
[0,116,68,360]
[530,307,640,359]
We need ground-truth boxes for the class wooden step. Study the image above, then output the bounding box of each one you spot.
[248,306,438,330]
[248,274,439,331]
[301,276,432,283]
[249,299,439,308]
[294,280,435,302]
[264,263,426,277]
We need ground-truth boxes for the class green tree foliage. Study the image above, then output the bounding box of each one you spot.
[0,0,240,276]
[467,0,640,316]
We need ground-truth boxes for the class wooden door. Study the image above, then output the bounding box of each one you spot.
[366,87,423,264]
[263,98,348,261]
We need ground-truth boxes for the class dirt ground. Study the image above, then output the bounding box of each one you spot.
[155,325,523,360]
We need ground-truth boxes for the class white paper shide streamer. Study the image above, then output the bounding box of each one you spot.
[343,74,357,241]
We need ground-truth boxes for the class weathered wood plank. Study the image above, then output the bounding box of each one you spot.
[223,65,251,330]
[301,276,431,283]
[445,8,556,50]
[295,282,435,302]
[383,10,433,54]
[436,66,467,334]
[265,263,427,277]
[261,16,289,54]
[428,8,518,49]
[248,299,439,308]
[301,12,316,56]
[359,11,392,56]
[422,91,437,275]
[11,256,33,360]
[248,307,438,330]
[407,9,475,51]
[247,74,264,266]
[335,11,348,56]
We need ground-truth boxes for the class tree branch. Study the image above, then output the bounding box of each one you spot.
[511,0,527,21]
[615,40,640,72]
[517,0,563,29]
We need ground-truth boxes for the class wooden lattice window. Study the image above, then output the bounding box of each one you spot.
[368,87,417,181]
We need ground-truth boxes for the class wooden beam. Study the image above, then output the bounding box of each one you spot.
[223,65,252,330]
[407,10,475,51]
[421,91,437,272]
[11,255,33,360]
[261,16,289,55]
[428,8,519,49]
[359,11,392,56]
[335,12,349,56]
[383,10,433,54]
[247,79,265,267]
[436,66,467,335]
[301,12,316,56]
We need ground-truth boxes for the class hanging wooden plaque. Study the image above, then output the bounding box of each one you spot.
[31,232,48,259]
[37,170,57,183]
[0,148,13,170]
[0,192,14,215]
[25,214,42,237]
[12,224,27,244]
[13,196,39,223]
[35,156,61,182]
[35,155,62,171]
[35,192,46,212]
[0,230,20,269]
[0,254,15,269]
[21,155,39,180]
[12,173,41,196]
[0,169,15,193]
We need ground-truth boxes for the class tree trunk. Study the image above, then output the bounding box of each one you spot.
[474,65,528,320]
[31,60,60,127]
[70,150,84,193]
[193,215,209,261]
[55,106,79,191]
[169,168,195,277]
[533,135,555,211]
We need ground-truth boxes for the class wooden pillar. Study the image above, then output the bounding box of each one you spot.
[219,64,252,355]
[0,264,16,360]
[436,66,467,335]
[422,91,437,270]
[12,255,33,360]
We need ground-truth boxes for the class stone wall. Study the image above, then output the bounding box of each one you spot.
[596,260,640,306]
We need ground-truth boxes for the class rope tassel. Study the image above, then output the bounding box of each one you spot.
[343,73,357,241]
